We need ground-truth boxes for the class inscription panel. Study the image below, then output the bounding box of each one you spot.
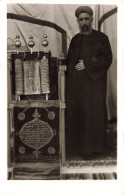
[14,106,60,162]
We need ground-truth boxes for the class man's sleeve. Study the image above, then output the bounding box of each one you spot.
[83,35,113,80]
[65,38,73,76]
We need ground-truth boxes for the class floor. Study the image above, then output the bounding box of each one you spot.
[61,122,117,180]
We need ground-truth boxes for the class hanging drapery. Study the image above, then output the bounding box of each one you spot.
[98,6,117,120]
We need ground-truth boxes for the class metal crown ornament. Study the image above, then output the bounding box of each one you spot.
[15,35,21,54]
[42,34,49,53]
[28,35,35,54]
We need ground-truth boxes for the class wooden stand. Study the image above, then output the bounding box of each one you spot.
[7,52,67,179]
[58,65,67,163]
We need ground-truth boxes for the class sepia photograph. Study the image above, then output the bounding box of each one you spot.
[6,3,118,181]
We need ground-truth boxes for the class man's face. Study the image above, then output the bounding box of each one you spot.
[77,12,93,33]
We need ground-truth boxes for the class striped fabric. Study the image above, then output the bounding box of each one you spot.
[61,172,117,180]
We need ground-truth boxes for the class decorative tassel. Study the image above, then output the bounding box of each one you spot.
[15,59,24,95]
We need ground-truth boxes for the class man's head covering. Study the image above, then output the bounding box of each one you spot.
[75,6,93,18]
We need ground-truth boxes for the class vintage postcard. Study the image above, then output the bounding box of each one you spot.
[0,0,124,194]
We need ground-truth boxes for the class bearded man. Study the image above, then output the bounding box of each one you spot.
[65,6,112,159]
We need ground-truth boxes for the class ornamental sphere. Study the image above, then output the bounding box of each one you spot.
[42,40,48,47]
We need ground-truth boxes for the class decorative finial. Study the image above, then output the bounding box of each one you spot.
[28,35,35,54]
[42,34,49,53]
[32,108,41,118]
[15,35,21,54]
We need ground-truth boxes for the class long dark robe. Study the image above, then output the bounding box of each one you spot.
[65,29,112,156]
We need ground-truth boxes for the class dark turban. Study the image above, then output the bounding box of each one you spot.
[75,6,93,18]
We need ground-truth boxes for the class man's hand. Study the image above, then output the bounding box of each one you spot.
[75,60,85,70]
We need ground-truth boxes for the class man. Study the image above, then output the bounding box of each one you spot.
[65,6,112,159]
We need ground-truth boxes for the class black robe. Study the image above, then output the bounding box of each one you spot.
[65,29,112,156]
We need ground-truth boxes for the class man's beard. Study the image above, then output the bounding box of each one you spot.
[80,25,92,35]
